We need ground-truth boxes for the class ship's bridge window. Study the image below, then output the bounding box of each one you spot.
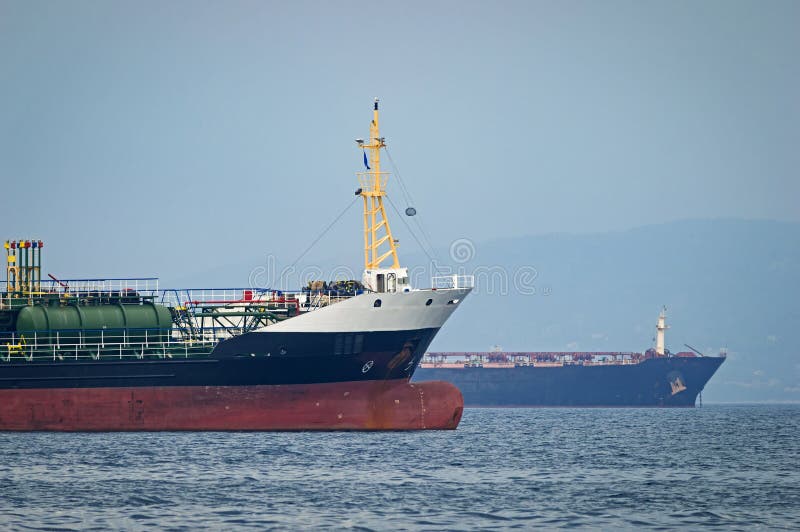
[373,299,382,308]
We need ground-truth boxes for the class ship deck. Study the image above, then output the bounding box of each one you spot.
[421,350,655,368]
[1,276,473,364]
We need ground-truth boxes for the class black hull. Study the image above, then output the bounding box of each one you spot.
[413,356,725,407]
[0,328,439,389]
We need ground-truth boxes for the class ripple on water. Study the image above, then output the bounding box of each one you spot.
[0,406,798,530]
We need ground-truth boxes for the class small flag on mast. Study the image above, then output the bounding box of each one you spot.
[363,151,371,170]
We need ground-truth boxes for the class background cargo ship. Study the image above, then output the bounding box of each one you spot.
[414,310,725,407]
[0,100,473,431]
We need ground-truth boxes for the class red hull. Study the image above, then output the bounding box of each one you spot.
[0,380,463,431]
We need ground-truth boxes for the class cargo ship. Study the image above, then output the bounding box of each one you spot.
[414,310,725,407]
[0,100,473,431]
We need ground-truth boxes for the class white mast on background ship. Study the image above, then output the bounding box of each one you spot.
[655,306,669,356]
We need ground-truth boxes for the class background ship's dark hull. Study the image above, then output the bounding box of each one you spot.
[414,357,725,407]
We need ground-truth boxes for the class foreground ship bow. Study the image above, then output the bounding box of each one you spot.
[0,101,473,431]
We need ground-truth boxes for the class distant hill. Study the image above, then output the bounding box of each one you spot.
[426,219,800,403]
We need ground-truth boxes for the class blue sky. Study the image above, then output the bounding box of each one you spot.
[1,0,797,283]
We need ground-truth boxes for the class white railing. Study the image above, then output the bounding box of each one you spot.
[39,278,160,294]
[0,278,162,308]
[0,328,227,363]
[159,288,355,312]
[2,278,359,310]
[0,282,363,359]
[159,288,294,308]
[431,275,475,290]
[422,351,643,367]
[1,339,218,363]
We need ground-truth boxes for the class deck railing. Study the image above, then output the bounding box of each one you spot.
[1,276,474,363]
[0,278,161,308]
[0,327,223,362]
[422,351,644,367]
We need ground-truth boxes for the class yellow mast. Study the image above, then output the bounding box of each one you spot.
[357,99,400,270]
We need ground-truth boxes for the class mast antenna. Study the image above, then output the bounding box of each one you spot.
[355,98,400,270]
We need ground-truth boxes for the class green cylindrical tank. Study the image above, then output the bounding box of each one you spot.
[15,302,172,345]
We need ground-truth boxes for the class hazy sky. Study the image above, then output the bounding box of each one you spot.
[1,0,797,282]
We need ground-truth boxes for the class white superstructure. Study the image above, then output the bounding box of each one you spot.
[655,307,669,355]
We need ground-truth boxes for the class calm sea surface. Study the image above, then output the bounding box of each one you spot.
[0,405,797,530]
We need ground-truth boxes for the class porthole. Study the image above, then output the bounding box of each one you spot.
[374,299,382,308]
[425,299,433,306]
[447,299,460,305]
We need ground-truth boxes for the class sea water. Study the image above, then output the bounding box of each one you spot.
[0,405,797,530]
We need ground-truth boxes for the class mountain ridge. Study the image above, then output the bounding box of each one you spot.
[425,218,799,403]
